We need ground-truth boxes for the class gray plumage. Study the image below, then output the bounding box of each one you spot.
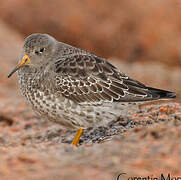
[9,33,176,129]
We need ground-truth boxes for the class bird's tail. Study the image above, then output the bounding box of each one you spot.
[147,87,176,99]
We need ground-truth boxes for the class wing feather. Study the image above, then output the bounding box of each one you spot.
[52,54,154,104]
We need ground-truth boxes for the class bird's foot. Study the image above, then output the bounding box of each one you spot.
[72,128,84,147]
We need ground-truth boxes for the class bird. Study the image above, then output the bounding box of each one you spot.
[8,33,176,146]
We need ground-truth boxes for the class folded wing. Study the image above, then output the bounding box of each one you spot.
[52,54,175,105]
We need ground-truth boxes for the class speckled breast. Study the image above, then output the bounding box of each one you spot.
[17,68,76,127]
[17,67,119,129]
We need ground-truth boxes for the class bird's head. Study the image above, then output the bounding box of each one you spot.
[8,33,56,78]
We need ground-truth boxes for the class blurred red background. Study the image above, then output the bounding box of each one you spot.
[0,0,180,97]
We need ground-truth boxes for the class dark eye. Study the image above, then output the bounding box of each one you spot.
[40,48,45,53]
[35,48,45,55]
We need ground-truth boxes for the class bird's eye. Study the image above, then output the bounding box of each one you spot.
[40,48,45,53]
[35,48,45,55]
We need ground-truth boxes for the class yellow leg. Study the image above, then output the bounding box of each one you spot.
[72,128,84,147]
